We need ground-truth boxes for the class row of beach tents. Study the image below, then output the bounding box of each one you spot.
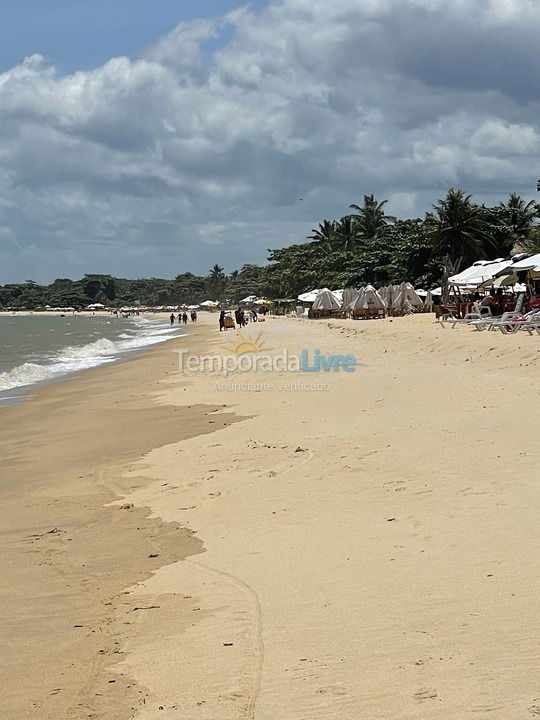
[301,282,425,314]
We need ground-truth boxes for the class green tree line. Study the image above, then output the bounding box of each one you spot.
[2,189,539,309]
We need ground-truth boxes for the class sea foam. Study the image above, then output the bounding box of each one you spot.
[0,321,182,393]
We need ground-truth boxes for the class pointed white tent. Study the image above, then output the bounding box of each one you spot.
[350,285,386,311]
[342,288,361,309]
[393,282,423,309]
[311,289,341,311]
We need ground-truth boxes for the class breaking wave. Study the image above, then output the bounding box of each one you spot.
[0,322,182,393]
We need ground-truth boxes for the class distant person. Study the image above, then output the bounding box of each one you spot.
[251,309,258,322]
[182,312,188,324]
[234,307,241,325]
[191,311,197,322]
[170,313,175,325]
[177,313,182,324]
[219,310,226,331]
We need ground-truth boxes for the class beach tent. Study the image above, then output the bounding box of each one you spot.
[332,289,344,304]
[378,284,404,312]
[342,288,360,309]
[391,282,423,311]
[311,289,341,311]
[239,295,258,304]
[187,304,200,309]
[200,300,219,307]
[86,302,105,309]
[350,285,386,311]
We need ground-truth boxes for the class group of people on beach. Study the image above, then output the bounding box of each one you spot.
[219,307,259,331]
[170,311,197,325]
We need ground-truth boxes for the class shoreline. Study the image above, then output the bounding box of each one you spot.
[0,312,189,407]
[2,313,539,719]
[0,318,239,719]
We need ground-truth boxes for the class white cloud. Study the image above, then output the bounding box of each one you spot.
[1,0,540,283]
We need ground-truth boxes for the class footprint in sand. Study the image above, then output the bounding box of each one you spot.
[316,685,348,696]
[413,688,438,700]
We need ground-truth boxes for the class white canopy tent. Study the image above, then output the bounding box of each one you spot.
[342,288,361,309]
[311,289,341,311]
[448,259,514,289]
[495,253,540,279]
[350,285,386,311]
[391,282,423,310]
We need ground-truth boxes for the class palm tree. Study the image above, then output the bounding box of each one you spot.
[349,194,395,241]
[499,193,539,253]
[307,220,339,254]
[207,264,227,300]
[334,215,359,252]
[429,188,493,268]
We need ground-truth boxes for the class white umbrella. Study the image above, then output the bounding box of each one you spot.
[298,288,327,303]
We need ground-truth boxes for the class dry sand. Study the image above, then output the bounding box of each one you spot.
[1,313,539,719]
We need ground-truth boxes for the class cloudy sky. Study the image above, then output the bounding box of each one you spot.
[1,0,539,284]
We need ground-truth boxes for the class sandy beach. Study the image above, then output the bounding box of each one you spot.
[1,313,539,719]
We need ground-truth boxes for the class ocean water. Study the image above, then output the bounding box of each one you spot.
[0,314,184,405]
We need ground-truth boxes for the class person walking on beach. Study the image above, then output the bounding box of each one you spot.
[170,313,175,325]
[182,312,188,324]
[191,310,197,322]
[219,310,226,331]
[177,313,182,324]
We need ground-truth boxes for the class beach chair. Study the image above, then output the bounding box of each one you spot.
[497,311,540,334]
[450,304,491,328]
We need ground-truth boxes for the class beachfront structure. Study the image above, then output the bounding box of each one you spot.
[300,283,426,319]
[311,289,341,311]
[350,285,386,319]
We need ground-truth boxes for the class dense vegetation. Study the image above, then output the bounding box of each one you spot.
[2,189,539,309]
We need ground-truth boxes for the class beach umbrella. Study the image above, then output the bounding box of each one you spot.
[200,300,219,307]
[298,288,327,303]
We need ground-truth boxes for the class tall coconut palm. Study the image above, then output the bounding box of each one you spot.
[429,188,493,268]
[334,215,359,252]
[349,194,396,241]
[307,220,339,254]
[207,264,227,299]
[499,192,539,252]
